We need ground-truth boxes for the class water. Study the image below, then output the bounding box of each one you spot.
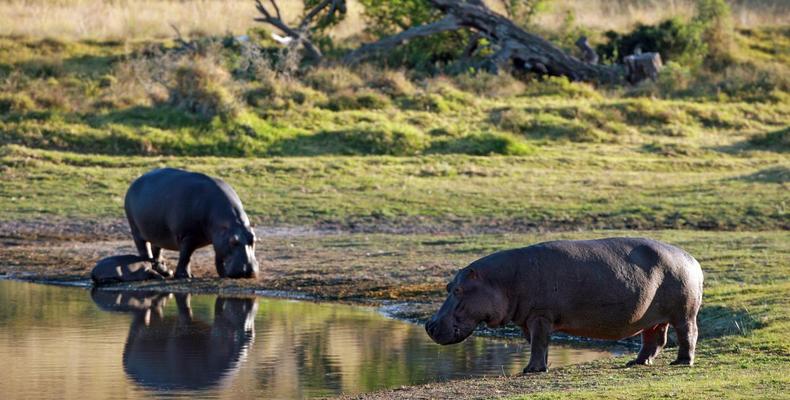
[0,280,619,399]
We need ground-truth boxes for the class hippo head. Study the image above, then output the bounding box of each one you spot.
[214,226,259,279]
[425,267,509,345]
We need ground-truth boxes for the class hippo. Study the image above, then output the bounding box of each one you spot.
[91,254,165,286]
[124,168,259,279]
[425,237,703,373]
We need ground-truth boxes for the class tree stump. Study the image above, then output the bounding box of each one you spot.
[624,52,663,83]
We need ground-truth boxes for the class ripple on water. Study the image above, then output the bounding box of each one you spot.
[0,280,621,399]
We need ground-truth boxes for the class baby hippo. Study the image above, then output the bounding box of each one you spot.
[91,255,165,286]
[426,237,703,373]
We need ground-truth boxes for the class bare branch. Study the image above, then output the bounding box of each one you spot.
[268,0,282,21]
[343,16,461,64]
[255,0,346,62]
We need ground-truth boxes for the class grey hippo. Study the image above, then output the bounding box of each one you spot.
[125,167,259,279]
[91,254,165,285]
[425,237,703,372]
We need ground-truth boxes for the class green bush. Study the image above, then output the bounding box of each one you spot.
[303,66,364,94]
[0,93,36,114]
[359,68,416,97]
[399,92,453,113]
[326,88,391,111]
[429,132,535,155]
[597,18,707,67]
[695,0,735,70]
[491,107,608,142]
[358,0,467,71]
[168,59,239,120]
[337,122,427,155]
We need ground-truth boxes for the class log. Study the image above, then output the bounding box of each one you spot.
[344,0,624,84]
[624,52,663,83]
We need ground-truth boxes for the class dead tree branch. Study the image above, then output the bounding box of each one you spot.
[344,0,625,83]
[343,16,462,64]
[254,0,346,61]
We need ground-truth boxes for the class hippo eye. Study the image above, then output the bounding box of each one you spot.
[452,286,463,296]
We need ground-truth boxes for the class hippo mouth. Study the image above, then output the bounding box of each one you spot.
[425,319,477,345]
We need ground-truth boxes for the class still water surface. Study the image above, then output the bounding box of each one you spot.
[0,280,618,399]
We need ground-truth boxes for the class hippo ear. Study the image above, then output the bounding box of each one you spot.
[466,268,478,280]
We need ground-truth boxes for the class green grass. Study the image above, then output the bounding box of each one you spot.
[1,144,787,230]
[0,32,788,158]
[0,24,788,400]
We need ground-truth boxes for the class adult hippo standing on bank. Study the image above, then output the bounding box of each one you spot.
[125,168,259,279]
[426,237,703,372]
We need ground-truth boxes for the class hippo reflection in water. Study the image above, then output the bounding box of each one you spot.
[90,290,257,390]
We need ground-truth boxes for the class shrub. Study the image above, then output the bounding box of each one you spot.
[695,0,735,70]
[619,99,693,126]
[597,18,706,67]
[492,107,608,142]
[399,92,453,113]
[246,77,327,110]
[429,132,535,155]
[358,0,468,71]
[358,67,416,97]
[326,88,391,111]
[168,58,239,120]
[303,66,364,94]
[337,122,427,155]
[0,93,36,114]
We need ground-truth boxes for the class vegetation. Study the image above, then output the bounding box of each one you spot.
[0,1,788,399]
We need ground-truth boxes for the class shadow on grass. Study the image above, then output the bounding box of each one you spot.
[735,166,789,183]
[715,126,789,154]
[87,105,208,130]
[697,305,765,340]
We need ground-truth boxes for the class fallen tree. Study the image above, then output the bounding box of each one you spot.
[344,0,626,83]
[255,0,661,84]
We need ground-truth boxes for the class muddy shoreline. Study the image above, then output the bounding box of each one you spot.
[1,219,648,399]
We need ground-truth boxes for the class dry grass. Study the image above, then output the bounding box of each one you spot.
[0,0,364,41]
[535,0,789,31]
[0,0,785,41]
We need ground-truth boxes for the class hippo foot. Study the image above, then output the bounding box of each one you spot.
[152,263,173,279]
[174,271,193,279]
[670,358,693,366]
[523,364,549,374]
[626,358,653,367]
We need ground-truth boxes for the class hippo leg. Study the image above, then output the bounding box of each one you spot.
[670,319,698,366]
[174,236,199,279]
[215,253,226,278]
[627,322,669,366]
[132,235,153,260]
[150,246,173,279]
[523,316,551,373]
